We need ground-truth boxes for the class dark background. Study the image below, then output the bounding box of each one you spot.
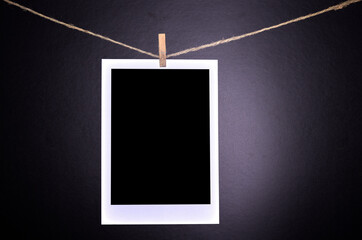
[111,69,210,205]
[1,0,361,239]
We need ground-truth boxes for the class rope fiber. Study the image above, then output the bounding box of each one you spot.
[2,0,361,58]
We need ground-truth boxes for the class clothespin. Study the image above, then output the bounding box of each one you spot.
[158,33,166,67]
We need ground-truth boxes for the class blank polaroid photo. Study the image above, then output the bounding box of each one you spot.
[101,59,219,225]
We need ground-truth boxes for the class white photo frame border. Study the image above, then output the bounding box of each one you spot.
[101,59,219,225]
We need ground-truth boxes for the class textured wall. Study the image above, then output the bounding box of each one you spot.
[1,0,362,239]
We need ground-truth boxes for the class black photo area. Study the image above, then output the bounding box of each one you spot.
[111,69,211,204]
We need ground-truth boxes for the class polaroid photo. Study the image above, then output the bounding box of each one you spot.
[101,59,219,224]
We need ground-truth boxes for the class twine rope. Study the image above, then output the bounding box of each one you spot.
[167,0,361,57]
[2,0,361,58]
[2,0,158,58]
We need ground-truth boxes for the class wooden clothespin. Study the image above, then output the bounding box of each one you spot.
[158,33,166,67]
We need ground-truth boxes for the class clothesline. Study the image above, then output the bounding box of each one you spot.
[2,0,361,58]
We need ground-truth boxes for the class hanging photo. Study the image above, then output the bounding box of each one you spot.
[101,59,219,224]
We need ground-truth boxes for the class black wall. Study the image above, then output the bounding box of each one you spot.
[1,0,361,239]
